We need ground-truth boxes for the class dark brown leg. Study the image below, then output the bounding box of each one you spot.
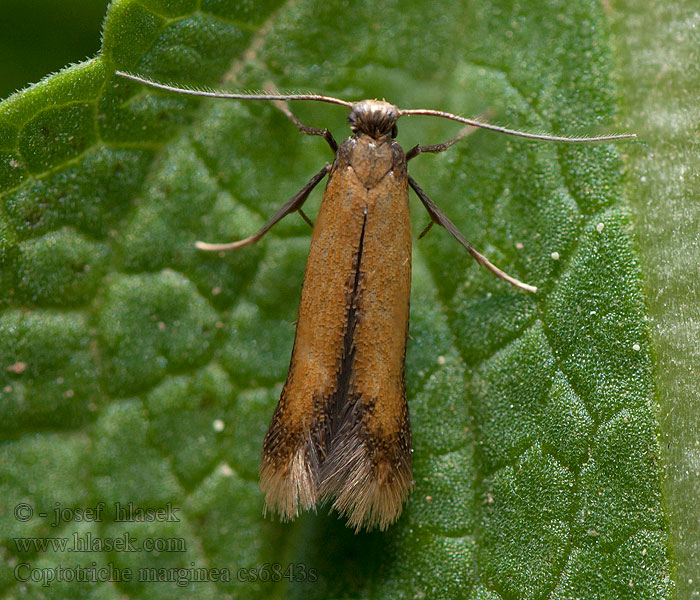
[406,110,494,161]
[269,96,338,153]
[408,175,537,293]
[196,163,330,251]
[405,123,477,160]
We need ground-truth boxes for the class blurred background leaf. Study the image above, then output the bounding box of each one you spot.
[0,0,110,99]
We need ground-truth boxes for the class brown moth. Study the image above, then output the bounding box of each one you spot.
[116,71,634,531]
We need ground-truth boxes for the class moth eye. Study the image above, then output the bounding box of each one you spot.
[391,124,398,139]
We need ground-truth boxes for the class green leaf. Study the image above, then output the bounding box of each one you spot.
[0,0,680,598]
[610,1,700,598]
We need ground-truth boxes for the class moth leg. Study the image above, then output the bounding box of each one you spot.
[408,175,537,293]
[298,208,314,228]
[406,110,492,161]
[196,163,330,251]
[269,96,338,153]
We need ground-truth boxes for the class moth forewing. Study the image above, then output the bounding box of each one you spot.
[260,133,413,531]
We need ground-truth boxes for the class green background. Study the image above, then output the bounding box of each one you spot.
[0,0,696,598]
[0,0,110,100]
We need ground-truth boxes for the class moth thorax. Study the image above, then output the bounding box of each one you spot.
[349,99,399,139]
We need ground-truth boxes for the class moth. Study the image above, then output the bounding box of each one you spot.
[116,71,634,531]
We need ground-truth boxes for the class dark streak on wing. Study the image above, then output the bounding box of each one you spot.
[319,211,368,491]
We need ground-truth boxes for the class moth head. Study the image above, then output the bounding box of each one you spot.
[349,99,400,139]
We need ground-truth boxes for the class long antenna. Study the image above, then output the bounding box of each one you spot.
[398,108,636,143]
[115,71,353,109]
[115,71,636,143]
